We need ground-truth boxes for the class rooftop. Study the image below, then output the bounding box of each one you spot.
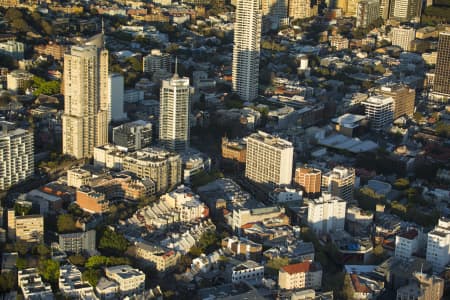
[281,261,321,274]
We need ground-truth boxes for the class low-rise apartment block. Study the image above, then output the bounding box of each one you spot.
[58,230,96,254]
[134,241,180,272]
[278,261,323,290]
[104,265,145,297]
[59,264,96,299]
[18,268,54,300]
[231,260,264,284]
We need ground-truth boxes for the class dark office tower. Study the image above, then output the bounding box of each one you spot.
[431,32,450,103]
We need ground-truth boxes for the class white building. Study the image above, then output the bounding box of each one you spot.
[6,70,33,92]
[356,0,379,28]
[0,122,34,190]
[108,73,127,122]
[307,192,346,235]
[112,120,152,152]
[143,49,170,73]
[0,40,24,59]
[245,131,293,186]
[269,187,303,203]
[95,277,119,300]
[321,166,355,202]
[159,71,192,152]
[395,229,419,261]
[231,260,264,284]
[18,268,54,300]
[426,218,450,273]
[59,264,97,299]
[104,265,145,297]
[362,95,394,131]
[232,0,261,101]
[391,27,416,51]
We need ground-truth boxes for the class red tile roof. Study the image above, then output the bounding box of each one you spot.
[351,274,370,293]
[281,262,318,274]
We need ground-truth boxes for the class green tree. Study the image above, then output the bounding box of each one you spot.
[265,257,289,276]
[38,259,59,284]
[126,57,142,73]
[82,269,101,287]
[68,254,86,266]
[16,257,28,270]
[0,272,15,293]
[15,241,29,256]
[98,228,129,255]
[35,244,50,257]
[57,214,78,233]
[14,202,31,216]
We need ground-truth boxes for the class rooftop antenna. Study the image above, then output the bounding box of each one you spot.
[174,56,179,78]
[102,17,106,48]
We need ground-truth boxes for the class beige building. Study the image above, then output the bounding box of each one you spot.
[6,70,33,92]
[62,42,108,159]
[396,272,444,300]
[104,265,145,297]
[288,0,318,20]
[221,137,246,163]
[278,261,322,290]
[245,131,293,186]
[134,241,180,272]
[8,211,44,243]
[336,0,359,16]
[391,26,416,51]
[294,167,322,196]
[322,166,355,202]
[122,148,182,194]
[232,206,288,230]
[0,123,34,190]
[376,84,415,119]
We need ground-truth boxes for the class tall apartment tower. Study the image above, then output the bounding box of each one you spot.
[245,131,293,186]
[431,32,450,102]
[108,73,127,122]
[376,84,415,119]
[294,167,322,197]
[62,44,108,159]
[159,69,192,152]
[232,0,262,101]
[389,0,422,22]
[0,123,34,190]
[261,0,288,29]
[379,0,391,20]
[307,193,347,235]
[336,0,359,16]
[322,166,355,202]
[356,0,380,28]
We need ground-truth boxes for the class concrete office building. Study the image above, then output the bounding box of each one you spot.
[62,44,108,159]
[0,123,34,190]
[8,211,44,243]
[395,229,419,261]
[294,167,322,197]
[159,71,192,152]
[0,40,24,59]
[426,218,450,273]
[356,0,380,28]
[288,0,318,20]
[322,166,355,202]
[104,265,145,297]
[58,230,96,254]
[278,261,322,290]
[6,70,33,92]
[143,49,171,73]
[307,193,347,235]
[232,0,261,101]
[431,32,450,102]
[362,95,394,131]
[391,26,416,51]
[113,120,152,152]
[397,272,444,300]
[108,73,127,122]
[245,131,293,186]
[376,84,415,119]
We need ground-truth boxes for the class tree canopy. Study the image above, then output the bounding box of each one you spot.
[98,228,129,255]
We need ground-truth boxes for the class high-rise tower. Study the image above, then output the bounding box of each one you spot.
[62,42,108,159]
[159,64,192,152]
[431,32,450,102]
[232,0,262,101]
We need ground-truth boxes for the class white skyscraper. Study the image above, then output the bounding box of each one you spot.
[62,43,108,159]
[391,26,416,51]
[245,131,293,186]
[0,122,34,190]
[307,192,347,235]
[159,67,192,152]
[232,0,262,101]
[362,95,394,131]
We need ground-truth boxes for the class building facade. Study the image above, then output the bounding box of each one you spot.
[391,26,416,51]
[362,95,394,131]
[0,124,34,190]
[108,73,127,122]
[59,230,96,254]
[307,193,347,235]
[0,40,24,59]
[431,32,450,102]
[426,218,450,273]
[245,131,293,186]
[232,0,261,101]
[278,261,323,290]
[376,84,415,119]
[395,229,419,261]
[159,73,192,152]
[321,166,355,202]
[113,120,152,152]
[221,137,246,163]
[104,265,145,297]
[294,167,322,197]
[62,44,108,159]
[143,49,171,73]
[356,0,380,28]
